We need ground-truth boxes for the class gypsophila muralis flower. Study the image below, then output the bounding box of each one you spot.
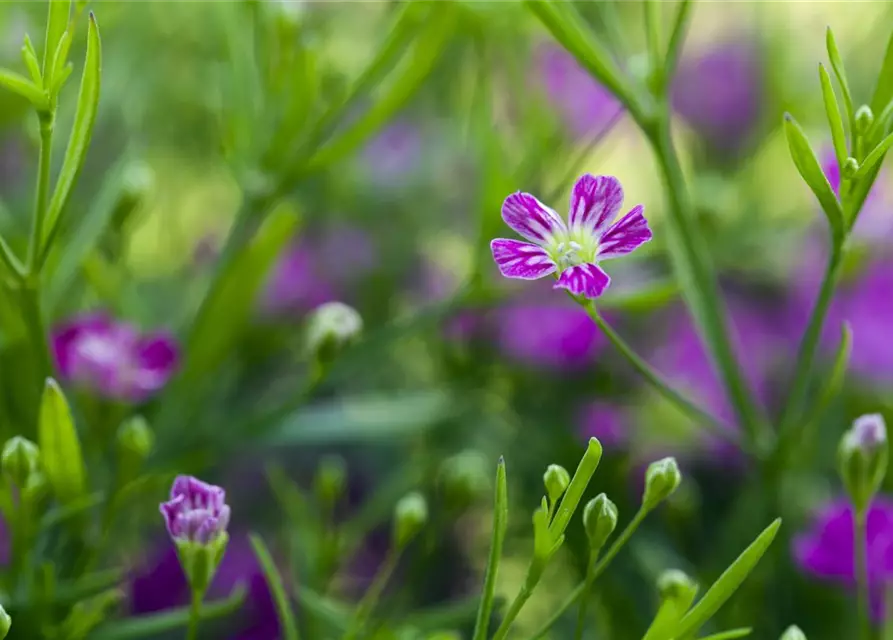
[160,476,230,545]
[490,174,652,298]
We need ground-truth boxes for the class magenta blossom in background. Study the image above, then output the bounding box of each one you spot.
[160,476,231,545]
[52,313,178,402]
[578,402,628,450]
[360,120,423,184]
[491,174,652,299]
[536,43,623,138]
[672,41,763,153]
[794,497,893,621]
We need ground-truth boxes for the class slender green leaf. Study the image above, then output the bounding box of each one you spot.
[673,519,782,639]
[783,114,844,243]
[40,491,103,530]
[303,3,456,172]
[642,592,697,640]
[38,379,87,504]
[826,27,854,128]
[663,0,693,89]
[49,30,73,93]
[41,13,102,261]
[43,0,72,81]
[698,629,752,640]
[819,64,848,167]
[799,322,852,442]
[870,27,893,117]
[249,534,300,640]
[22,35,42,85]
[549,437,602,538]
[854,130,893,180]
[0,68,48,108]
[472,457,508,640]
[293,586,350,634]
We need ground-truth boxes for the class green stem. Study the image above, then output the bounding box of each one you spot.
[20,280,52,385]
[855,508,870,640]
[343,548,402,640]
[472,458,508,640]
[643,0,661,92]
[661,0,693,92]
[524,507,648,640]
[29,113,54,273]
[573,549,600,640]
[584,302,740,449]
[186,589,203,640]
[491,562,545,640]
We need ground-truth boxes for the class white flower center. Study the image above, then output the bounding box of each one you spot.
[548,230,599,271]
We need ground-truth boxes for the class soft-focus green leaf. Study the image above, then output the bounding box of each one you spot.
[22,35,42,85]
[672,519,781,639]
[43,0,72,82]
[38,379,87,504]
[870,27,893,117]
[472,458,507,640]
[264,390,456,445]
[854,131,893,180]
[293,586,350,634]
[819,64,848,167]
[41,12,102,262]
[249,534,300,640]
[697,628,752,640]
[409,596,491,633]
[643,594,696,640]
[783,114,844,243]
[39,491,103,530]
[49,30,74,93]
[826,27,854,128]
[0,68,48,108]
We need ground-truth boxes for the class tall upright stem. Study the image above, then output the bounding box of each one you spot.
[29,113,54,273]
[855,508,870,640]
[186,589,202,640]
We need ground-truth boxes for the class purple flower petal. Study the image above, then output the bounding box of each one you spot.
[554,263,611,298]
[501,192,567,244]
[597,205,652,260]
[490,239,557,280]
[568,174,624,236]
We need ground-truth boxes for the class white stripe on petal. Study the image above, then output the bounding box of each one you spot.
[491,239,557,280]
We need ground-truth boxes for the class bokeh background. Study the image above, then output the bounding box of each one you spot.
[2,1,893,638]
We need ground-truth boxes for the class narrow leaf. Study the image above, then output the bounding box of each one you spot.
[819,64,848,167]
[0,68,48,108]
[44,0,72,81]
[549,437,602,538]
[698,628,753,640]
[22,35,42,85]
[826,27,854,127]
[854,130,893,180]
[49,30,74,92]
[673,519,782,639]
[472,457,508,640]
[870,27,893,117]
[249,534,300,640]
[38,379,87,504]
[41,12,102,261]
[800,322,852,436]
[783,114,844,243]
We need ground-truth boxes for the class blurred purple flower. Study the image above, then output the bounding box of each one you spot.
[52,313,178,402]
[131,535,279,639]
[160,476,231,545]
[491,174,652,299]
[536,43,623,137]
[495,302,605,370]
[577,402,628,450]
[794,497,893,621]
[672,41,762,153]
[360,120,423,184]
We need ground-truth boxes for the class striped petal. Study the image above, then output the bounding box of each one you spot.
[569,174,624,236]
[597,205,652,260]
[501,192,567,243]
[491,239,557,280]
[554,263,611,298]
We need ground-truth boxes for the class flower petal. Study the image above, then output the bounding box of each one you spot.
[597,204,652,260]
[569,174,624,236]
[501,192,566,243]
[554,263,611,298]
[491,239,557,280]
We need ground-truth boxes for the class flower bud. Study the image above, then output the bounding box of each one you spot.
[582,493,618,552]
[657,569,699,603]
[1,436,40,488]
[305,302,363,364]
[780,625,807,640]
[543,464,570,506]
[314,455,347,506]
[842,157,859,179]
[838,413,888,513]
[0,604,9,639]
[856,105,874,134]
[438,450,490,512]
[117,415,154,462]
[393,492,428,548]
[642,457,682,510]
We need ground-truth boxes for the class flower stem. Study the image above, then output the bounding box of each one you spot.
[186,589,203,640]
[573,549,600,640]
[524,507,649,640]
[343,547,402,640]
[584,301,741,450]
[491,561,546,640]
[28,112,54,273]
[855,507,870,640]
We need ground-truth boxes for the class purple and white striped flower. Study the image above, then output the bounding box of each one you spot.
[160,476,231,545]
[490,174,652,299]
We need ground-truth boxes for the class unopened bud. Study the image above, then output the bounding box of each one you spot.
[438,450,490,512]
[393,492,428,548]
[543,464,570,505]
[111,161,155,231]
[842,157,859,179]
[838,413,888,512]
[305,302,363,364]
[642,457,682,510]
[0,604,9,638]
[582,493,618,551]
[856,105,874,134]
[780,625,807,640]
[117,415,154,461]
[657,569,699,603]
[1,436,40,488]
[314,455,347,506]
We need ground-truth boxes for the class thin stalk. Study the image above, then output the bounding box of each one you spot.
[584,302,740,449]
[343,548,402,640]
[525,507,649,640]
[20,281,52,384]
[573,549,600,640]
[472,457,508,640]
[643,0,661,92]
[855,508,870,640]
[186,589,202,640]
[28,114,54,273]
[491,562,545,640]
[662,0,693,91]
